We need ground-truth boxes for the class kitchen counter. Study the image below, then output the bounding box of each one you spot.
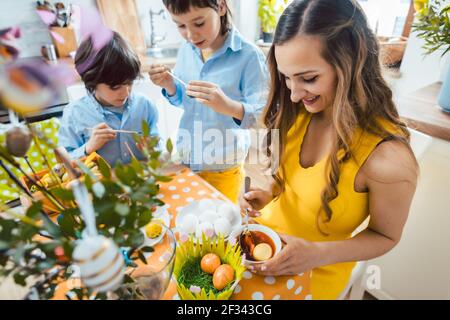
[395,82,450,142]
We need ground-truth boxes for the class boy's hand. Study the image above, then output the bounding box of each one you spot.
[186,81,244,120]
[149,64,176,96]
[85,123,116,155]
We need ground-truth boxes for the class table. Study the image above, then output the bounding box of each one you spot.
[396,82,450,142]
[53,168,311,300]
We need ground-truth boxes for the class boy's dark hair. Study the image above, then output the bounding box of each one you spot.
[75,31,141,93]
[163,0,231,35]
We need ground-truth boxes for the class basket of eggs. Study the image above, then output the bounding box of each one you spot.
[173,234,246,300]
[20,152,106,213]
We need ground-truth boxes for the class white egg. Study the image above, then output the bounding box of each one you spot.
[217,203,237,222]
[195,221,215,239]
[214,218,231,237]
[73,235,125,293]
[181,214,198,234]
[199,209,218,224]
[198,199,216,212]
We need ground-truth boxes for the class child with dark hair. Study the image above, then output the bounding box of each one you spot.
[149,0,268,203]
[59,31,160,166]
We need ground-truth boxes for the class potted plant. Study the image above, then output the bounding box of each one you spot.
[0,26,178,300]
[412,0,450,111]
[258,0,288,43]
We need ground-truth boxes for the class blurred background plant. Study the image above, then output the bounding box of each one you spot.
[413,0,450,56]
[258,0,289,42]
[0,6,177,300]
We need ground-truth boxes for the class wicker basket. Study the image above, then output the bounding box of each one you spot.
[379,36,408,67]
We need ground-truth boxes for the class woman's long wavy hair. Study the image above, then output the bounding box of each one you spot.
[264,0,416,233]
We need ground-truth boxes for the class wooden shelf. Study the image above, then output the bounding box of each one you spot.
[396,82,450,141]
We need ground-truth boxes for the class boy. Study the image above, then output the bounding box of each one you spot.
[59,31,160,166]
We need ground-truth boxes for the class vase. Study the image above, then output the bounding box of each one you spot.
[438,64,450,112]
[114,225,177,300]
[262,32,273,44]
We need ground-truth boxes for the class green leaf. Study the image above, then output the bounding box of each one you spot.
[13,272,27,286]
[139,246,154,253]
[166,138,173,154]
[142,120,150,138]
[59,213,76,238]
[97,157,111,179]
[40,213,61,238]
[51,188,75,201]
[92,182,106,199]
[131,157,144,176]
[26,201,43,219]
[115,203,130,216]
[137,250,147,265]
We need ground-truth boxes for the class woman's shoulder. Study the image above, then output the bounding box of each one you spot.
[362,138,418,185]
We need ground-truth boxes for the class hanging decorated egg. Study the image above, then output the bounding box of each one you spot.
[73,235,125,293]
[5,125,32,157]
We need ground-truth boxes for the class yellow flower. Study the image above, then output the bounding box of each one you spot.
[414,0,428,12]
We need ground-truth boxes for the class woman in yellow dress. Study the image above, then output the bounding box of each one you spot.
[240,0,418,299]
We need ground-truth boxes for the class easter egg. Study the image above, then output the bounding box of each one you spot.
[199,210,218,224]
[145,221,163,239]
[213,218,231,237]
[216,203,236,222]
[196,221,214,239]
[73,235,125,292]
[253,243,273,261]
[200,253,221,274]
[198,199,216,212]
[181,214,198,234]
[213,264,234,290]
[5,126,32,157]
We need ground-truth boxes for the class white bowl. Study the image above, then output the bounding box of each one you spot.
[228,224,282,265]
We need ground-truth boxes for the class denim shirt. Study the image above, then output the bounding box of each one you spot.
[162,28,269,172]
[58,92,160,166]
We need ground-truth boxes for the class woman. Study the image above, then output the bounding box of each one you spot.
[240,0,418,299]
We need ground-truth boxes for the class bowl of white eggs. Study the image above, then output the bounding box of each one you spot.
[175,198,242,241]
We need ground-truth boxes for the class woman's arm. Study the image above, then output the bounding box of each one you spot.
[318,140,418,265]
[250,140,418,275]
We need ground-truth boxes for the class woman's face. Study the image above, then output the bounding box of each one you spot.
[95,82,133,107]
[169,5,226,51]
[275,35,337,115]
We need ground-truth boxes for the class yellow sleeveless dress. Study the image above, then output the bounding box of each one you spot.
[256,110,396,300]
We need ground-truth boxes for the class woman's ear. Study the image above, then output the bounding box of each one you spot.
[218,0,227,16]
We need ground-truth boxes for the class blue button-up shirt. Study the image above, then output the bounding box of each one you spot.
[163,28,268,172]
[58,92,160,166]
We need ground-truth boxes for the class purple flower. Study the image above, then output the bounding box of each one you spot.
[189,285,201,294]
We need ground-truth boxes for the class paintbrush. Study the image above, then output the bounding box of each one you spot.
[87,128,139,134]
[166,70,188,88]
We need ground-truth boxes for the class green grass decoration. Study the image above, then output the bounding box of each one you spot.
[173,233,246,300]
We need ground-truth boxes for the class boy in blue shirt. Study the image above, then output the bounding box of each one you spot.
[59,31,160,166]
[149,0,268,203]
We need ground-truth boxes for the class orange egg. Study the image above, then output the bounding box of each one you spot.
[213,264,235,290]
[200,253,221,274]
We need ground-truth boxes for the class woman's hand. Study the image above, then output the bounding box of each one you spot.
[247,234,321,276]
[85,123,116,155]
[239,188,274,217]
[186,81,244,119]
[149,64,176,96]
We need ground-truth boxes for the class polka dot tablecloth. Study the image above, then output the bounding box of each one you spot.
[158,168,312,300]
[51,167,311,300]
[0,118,60,203]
